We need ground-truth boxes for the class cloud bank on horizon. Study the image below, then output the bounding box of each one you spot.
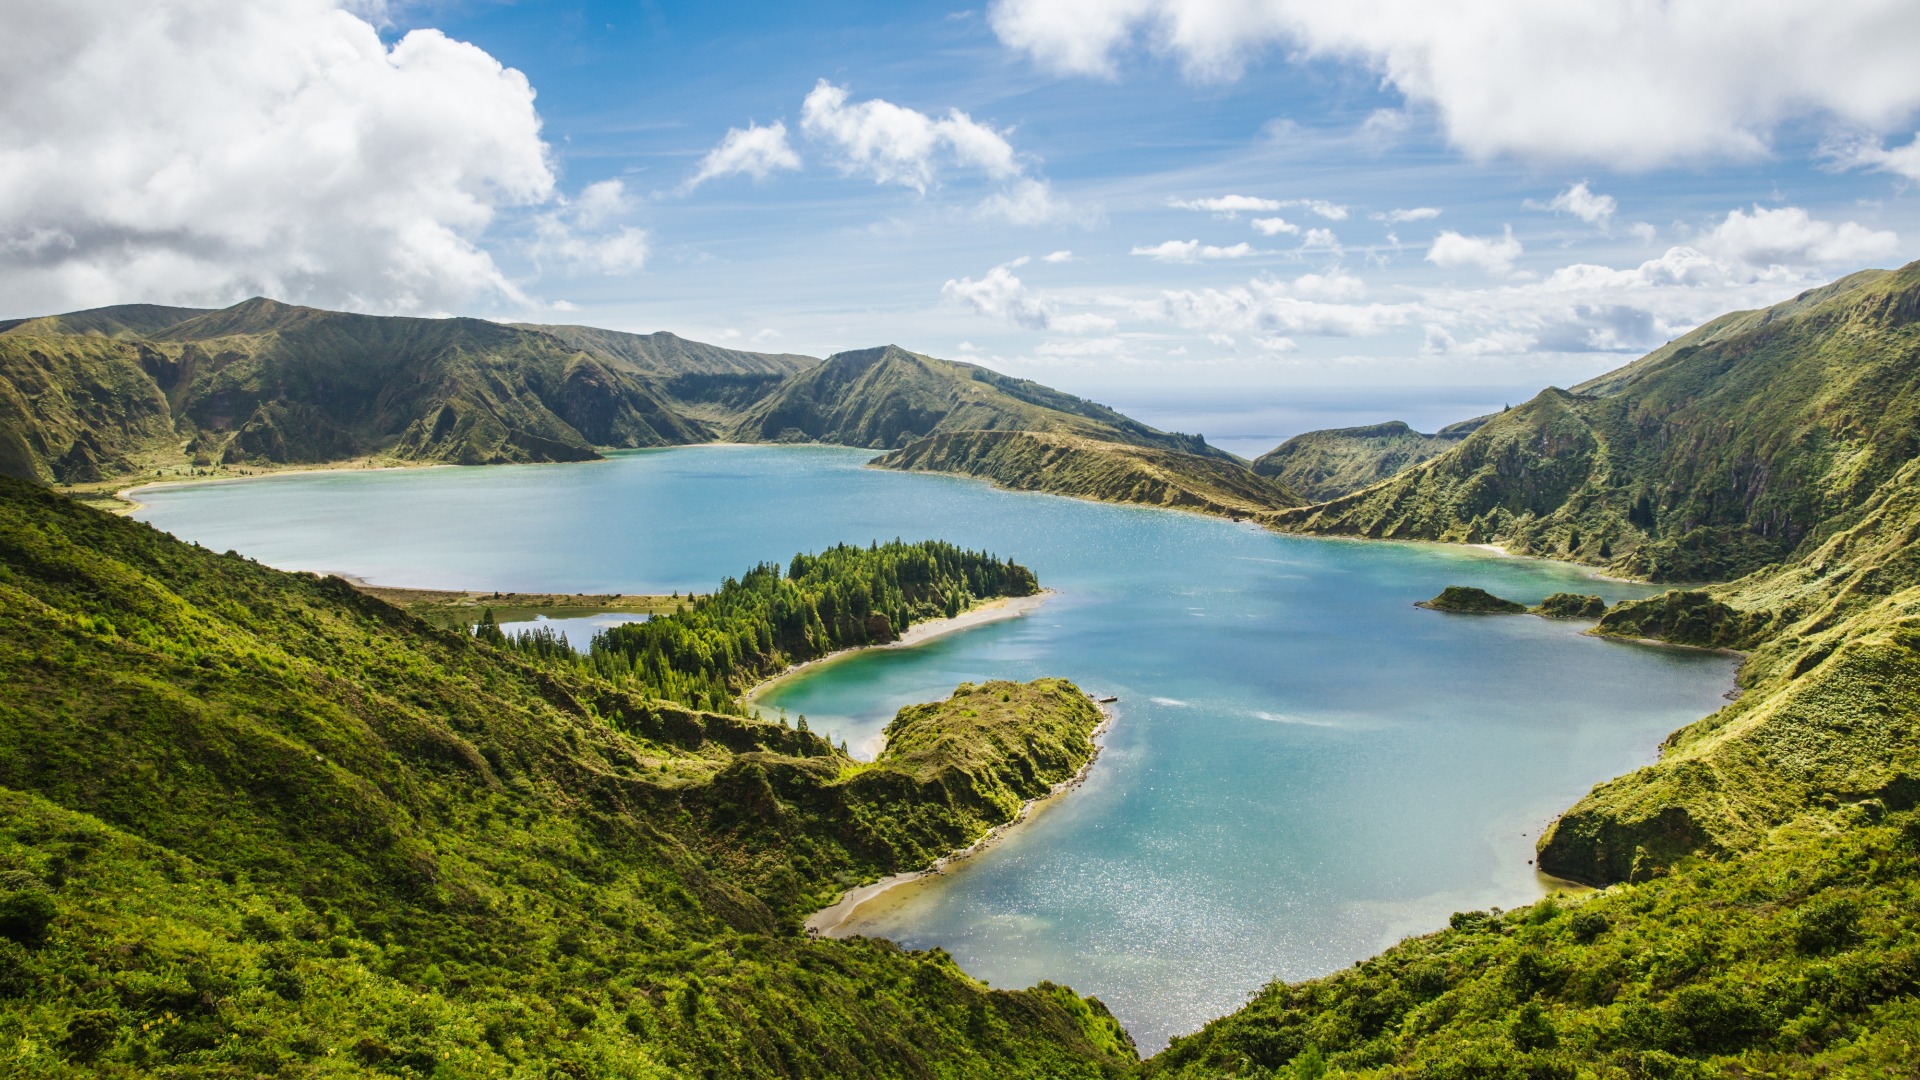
[2,0,1917,396]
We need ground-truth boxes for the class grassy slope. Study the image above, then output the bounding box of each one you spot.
[0,477,1133,1077]
[1251,422,1464,502]
[0,299,830,481]
[1146,810,1920,1079]
[0,336,176,483]
[1147,268,1920,1079]
[874,430,1301,518]
[731,345,1232,459]
[1267,264,1920,583]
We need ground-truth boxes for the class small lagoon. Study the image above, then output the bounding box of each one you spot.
[132,446,1737,1050]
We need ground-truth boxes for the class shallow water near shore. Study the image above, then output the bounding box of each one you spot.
[131,445,1738,1051]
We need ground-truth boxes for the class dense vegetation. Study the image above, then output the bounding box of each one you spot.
[0,476,1132,1077]
[494,540,1039,713]
[874,429,1301,518]
[1251,421,1469,502]
[1147,808,1920,1078]
[1266,265,1920,583]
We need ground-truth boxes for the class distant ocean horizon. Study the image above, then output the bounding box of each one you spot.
[1104,384,1548,460]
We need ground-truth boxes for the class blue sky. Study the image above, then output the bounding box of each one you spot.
[7,0,1920,445]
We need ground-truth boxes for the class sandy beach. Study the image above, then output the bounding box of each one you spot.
[745,590,1053,706]
[805,697,1114,937]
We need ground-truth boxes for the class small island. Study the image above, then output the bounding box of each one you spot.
[1533,592,1609,619]
[1416,585,1528,613]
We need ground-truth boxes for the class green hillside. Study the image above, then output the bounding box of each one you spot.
[1267,264,1920,583]
[730,345,1231,458]
[1251,421,1465,502]
[0,476,1133,1077]
[875,429,1301,517]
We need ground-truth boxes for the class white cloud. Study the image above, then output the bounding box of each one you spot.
[1379,207,1441,223]
[0,0,555,313]
[686,121,802,189]
[1300,228,1342,253]
[942,257,1116,332]
[1357,108,1411,146]
[1823,130,1920,182]
[1150,278,1415,337]
[988,0,1920,167]
[1290,269,1366,301]
[978,177,1088,225]
[1531,181,1616,227]
[571,180,631,228]
[1291,199,1348,221]
[530,179,649,275]
[1251,217,1299,236]
[1704,205,1900,269]
[800,80,1019,191]
[1426,226,1523,275]
[1042,249,1076,263]
[1179,194,1344,221]
[1131,239,1257,263]
[1170,194,1283,216]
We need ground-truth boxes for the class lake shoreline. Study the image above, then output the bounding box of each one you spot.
[804,697,1115,938]
[743,590,1054,710]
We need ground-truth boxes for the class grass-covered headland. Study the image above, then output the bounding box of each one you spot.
[0,477,1130,1077]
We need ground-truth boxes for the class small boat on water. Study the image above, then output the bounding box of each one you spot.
[1096,695,1119,704]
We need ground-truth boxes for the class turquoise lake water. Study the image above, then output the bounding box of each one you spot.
[130,446,1738,1050]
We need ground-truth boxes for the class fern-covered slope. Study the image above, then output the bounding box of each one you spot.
[0,477,1134,1077]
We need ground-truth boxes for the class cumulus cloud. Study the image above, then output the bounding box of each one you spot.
[1170,194,1283,216]
[0,0,556,313]
[988,0,1920,167]
[1379,207,1441,223]
[531,180,650,275]
[1152,278,1413,338]
[1426,227,1523,275]
[1251,217,1299,236]
[1703,205,1900,269]
[1132,239,1257,263]
[1823,131,1920,182]
[1042,249,1076,263]
[1176,194,1344,220]
[942,257,1115,332]
[1530,181,1616,226]
[1291,199,1349,221]
[978,177,1088,225]
[686,121,802,189]
[801,80,1019,191]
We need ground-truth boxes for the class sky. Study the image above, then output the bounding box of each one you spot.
[7,0,1920,447]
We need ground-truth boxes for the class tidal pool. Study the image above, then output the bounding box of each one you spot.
[131,446,1737,1050]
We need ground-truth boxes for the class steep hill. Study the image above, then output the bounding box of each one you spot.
[0,476,1132,1077]
[515,324,819,378]
[875,429,1302,517]
[0,298,808,481]
[731,344,1231,458]
[1268,264,1920,582]
[1251,420,1464,501]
